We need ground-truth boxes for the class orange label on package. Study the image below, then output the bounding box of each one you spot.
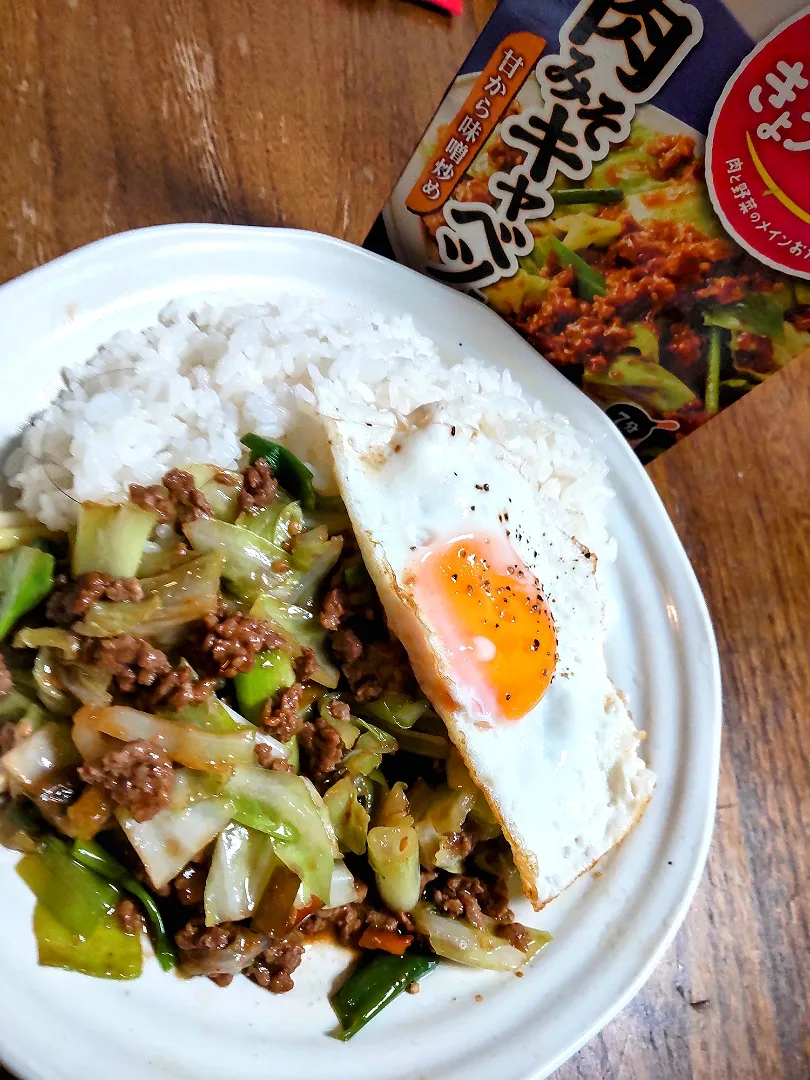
[405,32,545,216]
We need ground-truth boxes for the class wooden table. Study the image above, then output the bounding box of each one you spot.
[1,2,807,1078]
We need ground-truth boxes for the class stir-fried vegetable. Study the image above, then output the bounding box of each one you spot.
[547,236,607,301]
[330,952,439,1040]
[411,903,551,971]
[118,797,234,889]
[252,593,339,688]
[183,517,299,604]
[72,502,158,579]
[74,705,256,772]
[323,775,370,855]
[705,324,723,415]
[703,291,785,339]
[17,835,120,938]
[178,926,267,979]
[2,721,80,793]
[250,862,301,937]
[226,766,334,903]
[76,554,222,643]
[72,838,176,971]
[33,902,143,979]
[241,433,316,511]
[367,827,420,912]
[234,649,296,725]
[0,546,54,640]
[409,778,476,873]
[359,693,431,730]
[0,446,555,1024]
[204,823,279,926]
[553,186,623,205]
[0,796,46,852]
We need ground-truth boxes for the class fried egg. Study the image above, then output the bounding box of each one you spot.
[326,405,655,909]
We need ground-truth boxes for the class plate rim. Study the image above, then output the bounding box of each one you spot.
[0,223,722,1080]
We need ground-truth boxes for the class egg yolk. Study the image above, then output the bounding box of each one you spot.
[408,533,557,722]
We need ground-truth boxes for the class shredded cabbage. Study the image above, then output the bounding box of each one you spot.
[204,822,280,926]
[118,797,234,889]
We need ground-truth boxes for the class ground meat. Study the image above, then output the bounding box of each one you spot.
[300,899,404,942]
[254,743,295,771]
[734,331,775,374]
[238,459,278,514]
[293,646,317,683]
[498,922,534,952]
[174,917,262,984]
[162,468,214,524]
[116,899,143,936]
[77,635,215,711]
[246,935,305,994]
[665,322,703,374]
[0,655,12,696]
[442,820,480,864]
[791,307,810,333]
[298,713,343,783]
[332,634,413,703]
[319,587,347,631]
[173,862,208,907]
[84,633,165,691]
[431,874,514,930]
[331,628,363,665]
[300,902,366,945]
[695,275,747,304]
[79,739,173,822]
[175,918,231,953]
[646,134,696,180]
[319,553,378,631]
[197,611,286,678]
[46,572,143,625]
[261,683,303,742]
[327,698,351,724]
[520,218,744,373]
[129,483,174,523]
[138,665,217,712]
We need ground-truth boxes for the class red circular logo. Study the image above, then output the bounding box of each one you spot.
[707,8,810,280]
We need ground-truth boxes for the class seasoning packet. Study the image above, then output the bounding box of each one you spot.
[370,1,810,460]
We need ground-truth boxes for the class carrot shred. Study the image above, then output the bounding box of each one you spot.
[358,928,413,955]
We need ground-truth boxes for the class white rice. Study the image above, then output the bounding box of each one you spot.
[5,292,614,558]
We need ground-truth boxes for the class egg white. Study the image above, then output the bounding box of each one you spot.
[326,406,655,909]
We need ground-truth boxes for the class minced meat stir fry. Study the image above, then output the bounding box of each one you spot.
[425,118,810,460]
[0,434,548,1038]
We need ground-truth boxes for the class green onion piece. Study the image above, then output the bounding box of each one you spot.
[367,825,421,912]
[241,433,316,510]
[234,649,296,725]
[331,952,439,1040]
[72,839,176,972]
[706,325,723,415]
[0,546,54,641]
[553,187,623,205]
[33,902,143,979]
[72,502,158,579]
[323,776,370,856]
[547,236,607,301]
[360,693,430,730]
[16,835,119,938]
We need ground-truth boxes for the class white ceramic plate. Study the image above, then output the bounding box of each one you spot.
[0,225,721,1080]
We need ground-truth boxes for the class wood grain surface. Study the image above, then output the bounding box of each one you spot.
[0,1,808,1078]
